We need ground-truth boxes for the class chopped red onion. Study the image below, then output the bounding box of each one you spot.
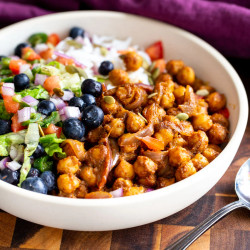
[34,43,48,53]
[50,97,66,110]
[61,90,74,101]
[10,56,20,60]
[110,188,123,198]
[59,109,65,115]
[60,114,67,121]
[0,157,10,170]
[18,107,31,123]
[10,145,18,160]
[19,64,30,74]
[34,74,48,86]
[146,188,154,192]
[22,95,39,106]
[6,161,22,171]
[63,106,81,119]
[3,83,14,89]
[1,86,15,96]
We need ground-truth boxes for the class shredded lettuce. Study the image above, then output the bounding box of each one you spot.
[39,133,66,158]
[0,101,13,120]
[19,85,49,100]
[18,123,40,186]
[40,111,60,128]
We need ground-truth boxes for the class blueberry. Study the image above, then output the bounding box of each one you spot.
[0,168,19,185]
[81,79,102,97]
[32,143,45,158]
[98,61,114,75]
[80,94,96,108]
[68,97,86,112]
[13,73,30,92]
[0,119,11,135]
[21,177,47,194]
[14,42,29,57]
[37,100,56,116]
[40,171,56,191]
[62,118,85,140]
[82,105,104,129]
[69,27,85,39]
[27,167,40,178]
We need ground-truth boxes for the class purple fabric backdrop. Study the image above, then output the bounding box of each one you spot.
[0,0,249,58]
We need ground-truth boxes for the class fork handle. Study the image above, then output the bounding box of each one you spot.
[166,200,247,250]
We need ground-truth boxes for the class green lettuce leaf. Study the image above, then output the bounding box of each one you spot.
[39,111,60,128]
[19,85,49,100]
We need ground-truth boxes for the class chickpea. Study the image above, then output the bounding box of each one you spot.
[109,69,130,85]
[175,161,197,181]
[208,123,228,145]
[142,103,166,125]
[157,177,175,188]
[75,181,88,198]
[191,153,209,171]
[123,186,145,196]
[169,136,188,148]
[154,128,174,147]
[176,66,195,85]
[133,156,158,178]
[101,98,119,115]
[87,126,105,143]
[138,174,156,187]
[126,112,145,133]
[57,174,81,194]
[114,159,135,180]
[166,60,184,75]
[104,118,125,138]
[80,166,97,187]
[198,85,215,94]
[192,114,213,131]
[206,92,226,112]
[85,191,112,199]
[161,92,175,109]
[173,85,186,104]
[167,107,181,116]
[195,99,209,115]
[211,113,229,128]
[156,73,172,84]
[57,156,81,175]
[118,133,138,153]
[113,178,133,190]
[168,146,191,167]
[188,130,208,153]
[202,144,221,162]
[123,51,143,71]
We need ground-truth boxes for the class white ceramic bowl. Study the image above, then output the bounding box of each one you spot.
[0,11,248,231]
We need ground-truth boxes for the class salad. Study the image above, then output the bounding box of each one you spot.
[0,27,229,198]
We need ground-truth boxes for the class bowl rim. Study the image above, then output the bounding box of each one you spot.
[0,10,248,208]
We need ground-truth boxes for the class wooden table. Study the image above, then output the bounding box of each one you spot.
[0,58,249,250]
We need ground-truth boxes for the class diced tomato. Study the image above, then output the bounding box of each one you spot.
[138,136,165,151]
[2,95,20,113]
[11,113,26,132]
[47,33,60,46]
[22,47,41,61]
[145,41,163,61]
[218,108,230,119]
[43,124,62,138]
[56,56,74,66]
[43,75,61,96]
[9,59,27,74]
[39,48,54,60]
[153,59,166,73]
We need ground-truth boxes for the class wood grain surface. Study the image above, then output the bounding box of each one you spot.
[0,58,250,250]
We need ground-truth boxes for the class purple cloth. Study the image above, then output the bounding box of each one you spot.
[0,0,249,58]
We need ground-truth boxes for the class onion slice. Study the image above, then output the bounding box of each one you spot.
[6,161,22,171]
[63,106,81,119]
[50,97,66,110]
[34,74,48,86]
[0,157,10,170]
[22,95,39,106]
[1,86,15,96]
[61,90,74,101]
[18,107,31,123]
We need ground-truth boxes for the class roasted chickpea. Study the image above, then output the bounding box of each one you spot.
[173,85,186,104]
[87,126,106,143]
[123,186,145,196]
[195,99,209,115]
[114,159,135,180]
[138,174,156,187]
[118,133,138,153]
[143,103,166,125]
[192,114,213,131]
[191,153,209,171]
[123,51,143,71]
[113,178,133,190]
[57,174,81,194]
[161,92,175,109]
[57,156,81,175]
[109,69,130,85]
[206,92,226,112]
[101,98,119,115]
[198,85,215,94]
[85,191,112,199]
[133,156,158,178]
[154,128,174,147]
[175,161,197,181]
[188,130,208,153]
[80,166,97,187]
[126,112,145,133]
[208,123,228,145]
[75,181,88,198]
[104,118,125,138]
[169,136,188,148]
[176,66,195,85]
[166,60,184,75]
[202,144,221,162]
[168,146,191,167]
[157,177,175,188]
[156,73,172,83]
[211,113,229,128]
